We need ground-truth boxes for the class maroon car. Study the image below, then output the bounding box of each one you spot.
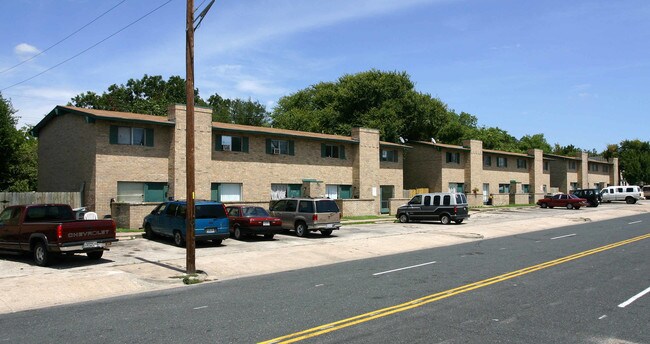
[226,206,282,240]
[537,194,588,210]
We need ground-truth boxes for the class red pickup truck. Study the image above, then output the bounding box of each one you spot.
[0,204,118,266]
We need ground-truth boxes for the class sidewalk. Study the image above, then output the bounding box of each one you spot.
[1,203,648,314]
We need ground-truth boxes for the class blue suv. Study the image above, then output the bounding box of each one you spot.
[142,200,229,246]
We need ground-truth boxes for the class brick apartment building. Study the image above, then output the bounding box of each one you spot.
[32,105,406,228]
[404,140,618,206]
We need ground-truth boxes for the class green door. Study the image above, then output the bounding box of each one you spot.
[380,186,394,214]
[144,183,168,202]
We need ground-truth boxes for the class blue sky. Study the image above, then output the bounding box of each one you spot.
[1,0,648,152]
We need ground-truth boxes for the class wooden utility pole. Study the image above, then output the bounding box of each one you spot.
[185,0,196,274]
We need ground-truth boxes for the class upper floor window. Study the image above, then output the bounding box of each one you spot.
[266,139,294,155]
[484,155,492,166]
[321,144,346,159]
[602,165,610,172]
[568,160,577,170]
[588,163,599,172]
[497,157,508,168]
[110,126,153,146]
[380,149,398,162]
[544,161,549,171]
[516,159,527,169]
[446,152,461,164]
[216,135,248,152]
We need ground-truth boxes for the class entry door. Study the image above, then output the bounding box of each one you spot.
[380,186,394,214]
[483,183,490,204]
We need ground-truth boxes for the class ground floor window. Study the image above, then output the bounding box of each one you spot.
[448,183,464,193]
[211,183,242,202]
[498,183,510,194]
[117,182,168,202]
[326,185,352,199]
[271,184,302,200]
[522,184,530,193]
[570,182,579,190]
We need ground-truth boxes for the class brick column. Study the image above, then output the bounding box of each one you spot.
[528,149,544,201]
[579,151,589,188]
[352,128,380,213]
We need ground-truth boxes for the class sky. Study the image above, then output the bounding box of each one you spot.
[1,0,648,152]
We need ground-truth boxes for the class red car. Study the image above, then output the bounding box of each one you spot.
[537,194,588,210]
[226,206,282,240]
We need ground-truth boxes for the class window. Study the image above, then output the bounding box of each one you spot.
[446,152,460,164]
[380,149,398,162]
[216,135,248,152]
[298,200,314,213]
[448,183,464,193]
[433,195,441,206]
[522,184,530,193]
[321,144,346,159]
[484,155,492,166]
[589,163,599,172]
[211,183,242,202]
[568,160,577,170]
[271,184,302,200]
[424,195,432,206]
[110,126,153,146]
[266,139,294,155]
[497,157,508,167]
[544,161,549,171]
[498,184,510,193]
[326,185,352,199]
[442,195,451,205]
[570,182,579,190]
[602,165,610,172]
[117,182,168,202]
[516,159,527,169]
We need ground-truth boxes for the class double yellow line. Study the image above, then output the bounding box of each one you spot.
[260,232,650,344]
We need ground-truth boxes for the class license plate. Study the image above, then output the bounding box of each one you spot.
[83,242,99,249]
[326,224,334,228]
[263,221,270,226]
[205,228,215,234]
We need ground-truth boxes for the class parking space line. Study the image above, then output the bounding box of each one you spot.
[628,221,642,225]
[373,261,437,276]
[550,234,576,240]
[618,286,650,308]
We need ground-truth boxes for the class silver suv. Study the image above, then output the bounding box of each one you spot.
[269,198,341,237]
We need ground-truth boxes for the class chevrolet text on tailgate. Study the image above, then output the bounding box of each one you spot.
[0,204,118,266]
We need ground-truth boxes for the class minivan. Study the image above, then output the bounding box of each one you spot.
[600,185,645,204]
[269,198,341,237]
[142,200,230,246]
[396,192,470,224]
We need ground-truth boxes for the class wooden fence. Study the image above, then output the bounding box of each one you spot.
[0,192,82,211]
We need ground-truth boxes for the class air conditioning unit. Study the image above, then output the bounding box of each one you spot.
[222,144,231,151]
[273,148,281,155]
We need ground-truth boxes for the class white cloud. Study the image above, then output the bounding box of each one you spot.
[14,43,41,60]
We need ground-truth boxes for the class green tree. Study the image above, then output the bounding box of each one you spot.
[0,94,37,191]
[518,133,552,153]
[208,94,269,126]
[617,140,650,185]
[69,74,208,116]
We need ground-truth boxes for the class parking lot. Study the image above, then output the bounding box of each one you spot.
[1,201,648,314]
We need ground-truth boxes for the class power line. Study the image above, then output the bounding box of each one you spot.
[0,0,127,75]
[1,0,174,92]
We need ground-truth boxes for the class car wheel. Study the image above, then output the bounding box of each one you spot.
[295,221,308,237]
[625,197,636,204]
[234,226,243,240]
[398,214,409,223]
[144,224,154,239]
[87,251,104,260]
[454,219,463,224]
[566,203,573,210]
[33,241,51,267]
[540,203,548,209]
[173,231,185,247]
[264,234,275,240]
[440,214,451,225]
[320,229,333,237]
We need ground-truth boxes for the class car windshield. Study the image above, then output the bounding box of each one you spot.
[316,200,339,213]
[195,204,227,219]
[243,207,269,217]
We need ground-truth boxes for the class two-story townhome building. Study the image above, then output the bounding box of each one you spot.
[31,104,407,228]
[546,153,618,193]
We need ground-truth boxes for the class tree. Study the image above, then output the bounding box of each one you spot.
[617,140,650,185]
[518,134,552,153]
[69,74,208,116]
[0,94,37,191]
[208,94,269,126]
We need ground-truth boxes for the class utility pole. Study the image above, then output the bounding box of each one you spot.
[185,0,196,274]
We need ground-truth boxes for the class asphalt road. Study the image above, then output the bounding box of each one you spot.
[0,208,648,343]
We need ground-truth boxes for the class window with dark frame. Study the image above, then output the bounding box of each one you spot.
[446,152,460,164]
[497,157,508,167]
[380,149,398,162]
[110,126,153,146]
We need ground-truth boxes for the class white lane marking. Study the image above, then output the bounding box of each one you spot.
[618,286,650,308]
[315,284,324,287]
[598,315,607,320]
[550,234,576,240]
[193,306,208,310]
[628,220,642,225]
[373,261,437,276]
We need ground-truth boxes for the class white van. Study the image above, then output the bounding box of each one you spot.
[600,185,645,204]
